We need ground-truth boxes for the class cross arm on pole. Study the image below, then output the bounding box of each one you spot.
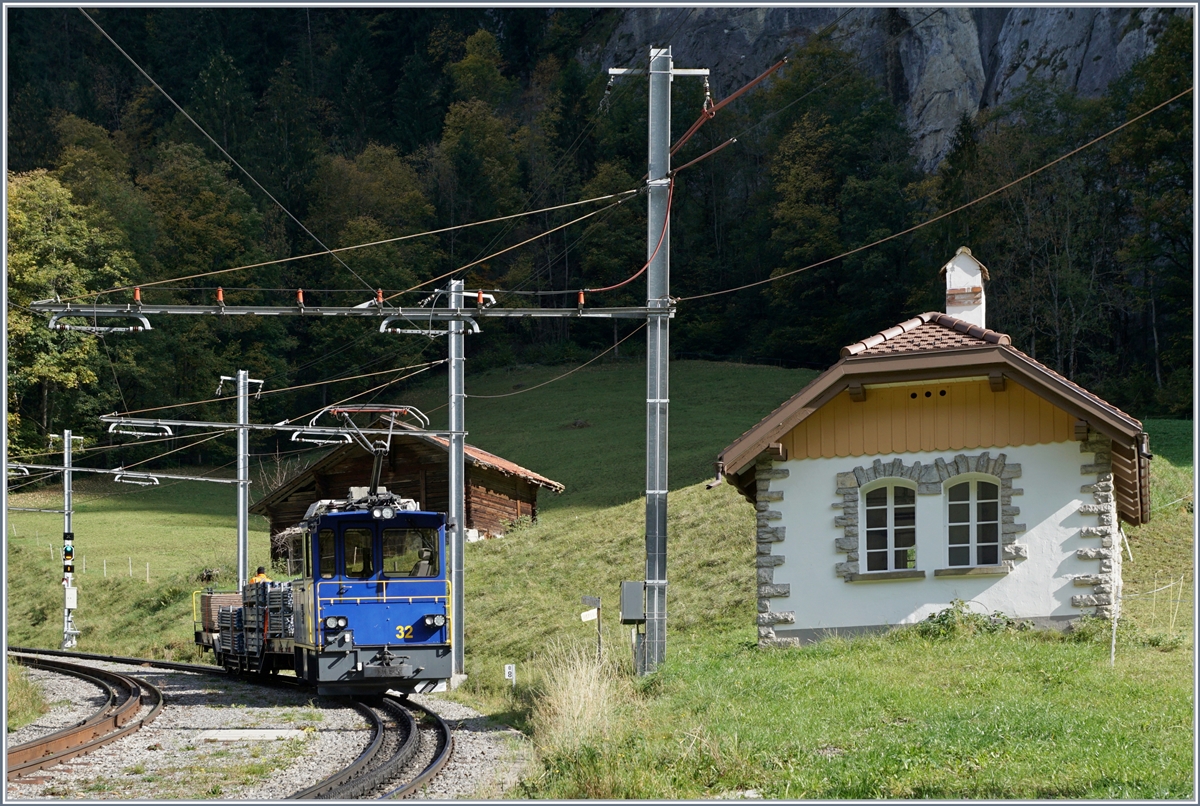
[29,301,666,324]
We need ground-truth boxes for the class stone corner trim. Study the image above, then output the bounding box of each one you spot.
[833,452,1023,580]
[755,455,793,646]
[1073,434,1121,619]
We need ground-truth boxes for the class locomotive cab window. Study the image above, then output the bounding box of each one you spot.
[343,528,375,578]
[318,529,336,579]
[382,528,440,577]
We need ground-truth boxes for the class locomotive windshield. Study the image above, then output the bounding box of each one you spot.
[317,529,335,579]
[383,528,440,577]
[343,528,374,578]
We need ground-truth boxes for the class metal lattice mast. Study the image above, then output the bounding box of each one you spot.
[644,46,673,673]
[448,279,467,679]
[237,370,251,589]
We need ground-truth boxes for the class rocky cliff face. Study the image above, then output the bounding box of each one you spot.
[588,7,1190,170]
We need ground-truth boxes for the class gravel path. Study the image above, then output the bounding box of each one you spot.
[6,659,530,800]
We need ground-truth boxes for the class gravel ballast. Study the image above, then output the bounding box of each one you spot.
[5,659,530,800]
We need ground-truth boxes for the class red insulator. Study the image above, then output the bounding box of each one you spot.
[477,290,484,306]
[577,290,585,307]
[133,287,141,304]
[216,287,225,305]
[297,288,305,306]
[376,288,383,305]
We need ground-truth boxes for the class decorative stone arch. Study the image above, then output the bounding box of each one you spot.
[833,452,1025,579]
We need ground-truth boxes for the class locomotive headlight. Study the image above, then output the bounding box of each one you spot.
[336,616,348,628]
[371,507,382,519]
[381,505,396,520]
[324,616,339,629]
[423,614,446,628]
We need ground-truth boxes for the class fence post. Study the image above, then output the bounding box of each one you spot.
[146,563,150,583]
[128,557,132,577]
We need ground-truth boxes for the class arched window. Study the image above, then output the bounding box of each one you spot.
[947,479,1000,566]
[863,483,917,571]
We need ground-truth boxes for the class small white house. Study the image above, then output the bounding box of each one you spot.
[717,248,1151,645]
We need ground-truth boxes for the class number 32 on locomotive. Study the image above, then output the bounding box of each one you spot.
[395,624,414,640]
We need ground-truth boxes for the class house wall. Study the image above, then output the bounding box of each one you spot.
[753,438,1122,645]
[783,379,1073,459]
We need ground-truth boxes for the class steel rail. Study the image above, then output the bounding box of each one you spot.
[379,697,455,800]
[30,301,665,320]
[6,655,164,781]
[7,645,226,676]
[320,697,421,799]
[288,699,385,799]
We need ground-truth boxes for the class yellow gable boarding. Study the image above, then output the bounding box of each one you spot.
[784,378,1072,459]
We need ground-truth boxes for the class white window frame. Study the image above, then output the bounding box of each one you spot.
[944,475,1002,568]
[860,480,918,572]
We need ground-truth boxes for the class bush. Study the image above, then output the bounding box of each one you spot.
[904,599,1029,640]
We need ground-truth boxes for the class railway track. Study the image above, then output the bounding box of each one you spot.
[292,695,453,799]
[6,654,165,782]
[7,648,456,799]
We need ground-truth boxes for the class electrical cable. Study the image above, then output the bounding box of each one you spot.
[120,431,231,469]
[469,323,647,400]
[383,196,634,301]
[677,85,1194,302]
[52,190,637,304]
[109,359,447,417]
[474,7,697,304]
[727,9,942,146]
[78,8,383,298]
[585,178,674,294]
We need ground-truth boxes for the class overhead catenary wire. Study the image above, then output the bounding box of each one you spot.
[51,188,639,304]
[677,85,1194,302]
[469,323,648,400]
[383,195,636,301]
[110,359,447,417]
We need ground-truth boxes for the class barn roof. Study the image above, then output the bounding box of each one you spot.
[718,312,1150,525]
[250,422,563,516]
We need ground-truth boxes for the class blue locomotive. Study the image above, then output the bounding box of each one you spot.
[195,489,451,695]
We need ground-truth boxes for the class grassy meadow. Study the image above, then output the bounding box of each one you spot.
[5,359,1194,797]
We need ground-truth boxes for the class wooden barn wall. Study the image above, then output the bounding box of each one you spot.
[466,471,538,536]
[783,378,1073,460]
[262,450,541,540]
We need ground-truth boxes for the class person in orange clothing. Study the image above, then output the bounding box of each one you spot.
[249,566,271,584]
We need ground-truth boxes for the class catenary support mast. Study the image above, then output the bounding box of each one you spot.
[644,46,672,673]
[610,46,706,673]
[448,279,466,680]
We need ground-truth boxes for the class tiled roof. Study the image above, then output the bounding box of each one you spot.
[1004,346,1142,431]
[841,312,1010,357]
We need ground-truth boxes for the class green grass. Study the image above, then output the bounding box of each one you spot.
[6,660,49,732]
[1120,419,1195,639]
[402,358,817,511]
[5,473,274,657]
[518,628,1193,799]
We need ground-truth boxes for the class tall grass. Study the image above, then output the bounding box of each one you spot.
[528,641,633,757]
[6,660,49,732]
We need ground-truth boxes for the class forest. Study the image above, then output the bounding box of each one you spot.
[6,7,1193,463]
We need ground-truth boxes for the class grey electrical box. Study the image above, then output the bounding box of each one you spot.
[619,581,645,624]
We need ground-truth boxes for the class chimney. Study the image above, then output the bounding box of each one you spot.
[940,246,989,328]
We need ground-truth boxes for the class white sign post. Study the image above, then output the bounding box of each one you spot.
[504,663,516,688]
[581,596,602,662]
